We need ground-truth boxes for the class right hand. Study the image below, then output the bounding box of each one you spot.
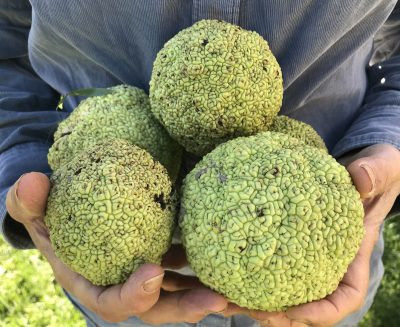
[6,172,228,324]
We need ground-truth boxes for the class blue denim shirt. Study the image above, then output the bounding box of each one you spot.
[1,0,399,247]
[0,1,398,326]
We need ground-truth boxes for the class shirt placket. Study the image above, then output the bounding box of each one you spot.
[192,0,241,25]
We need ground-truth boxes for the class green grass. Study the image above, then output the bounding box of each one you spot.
[358,217,400,327]
[0,238,85,327]
[0,217,399,327]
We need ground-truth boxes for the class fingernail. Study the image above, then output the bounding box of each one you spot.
[293,319,312,326]
[142,273,164,293]
[14,173,28,200]
[359,164,376,196]
[6,174,26,211]
[204,302,229,315]
[205,307,227,316]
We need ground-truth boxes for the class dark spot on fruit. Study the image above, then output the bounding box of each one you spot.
[218,174,227,183]
[154,193,166,210]
[59,131,72,138]
[195,168,208,180]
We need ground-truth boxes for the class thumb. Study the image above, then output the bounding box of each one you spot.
[6,172,50,224]
[344,144,400,200]
[346,159,378,199]
[76,264,165,322]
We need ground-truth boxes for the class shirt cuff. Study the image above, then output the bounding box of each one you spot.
[331,105,400,158]
[0,142,51,249]
[331,106,400,219]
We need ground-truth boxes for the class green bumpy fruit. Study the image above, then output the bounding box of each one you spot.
[45,139,177,286]
[48,85,182,181]
[180,131,364,311]
[269,115,328,152]
[150,19,283,156]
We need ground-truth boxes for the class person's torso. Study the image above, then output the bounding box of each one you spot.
[28,0,397,150]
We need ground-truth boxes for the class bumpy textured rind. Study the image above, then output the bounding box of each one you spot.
[45,139,177,286]
[269,115,328,152]
[150,19,283,156]
[180,131,364,311]
[48,85,182,181]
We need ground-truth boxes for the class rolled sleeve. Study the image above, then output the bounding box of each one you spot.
[332,56,400,157]
[332,54,400,218]
[331,105,400,157]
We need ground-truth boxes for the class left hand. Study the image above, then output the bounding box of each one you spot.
[6,173,228,325]
[223,143,400,327]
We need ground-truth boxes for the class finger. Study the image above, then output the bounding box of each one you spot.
[243,311,308,327]
[290,322,312,327]
[162,270,203,291]
[246,311,284,324]
[346,161,376,198]
[346,145,400,199]
[139,288,227,325]
[87,264,165,322]
[285,229,376,327]
[162,243,188,269]
[347,156,400,231]
[24,219,164,323]
[220,302,248,317]
[259,316,309,327]
[6,172,50,224]
[44,236,164,319]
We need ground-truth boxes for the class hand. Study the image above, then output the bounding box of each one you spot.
[224,143,400,327]
[5,172,228,324]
